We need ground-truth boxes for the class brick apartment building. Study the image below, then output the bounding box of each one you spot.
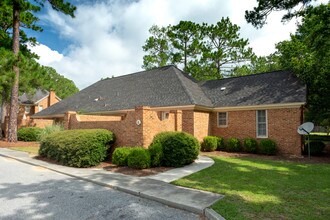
[33,66,306,155]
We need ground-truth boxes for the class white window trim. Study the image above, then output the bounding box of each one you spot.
[256,110,268,138]
[217,112,228,128]
[161,111,169,120]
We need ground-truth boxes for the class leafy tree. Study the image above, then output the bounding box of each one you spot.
[142,19,254,80]
[245,0,315,28]
[197,18,254,79]
[5,0,76,142]
[142,25,172,69]
[276,3,330,124]
[231,54,281,76]
[168,21,202,72]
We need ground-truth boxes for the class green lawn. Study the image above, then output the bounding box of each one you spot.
[10,146,40,155]
[173,156,330,220]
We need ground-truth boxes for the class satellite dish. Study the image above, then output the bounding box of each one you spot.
[297,122,314,135]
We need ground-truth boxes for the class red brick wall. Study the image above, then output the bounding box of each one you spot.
[65,107,183,148]
[193,111,210,142]
[211,107,303,155]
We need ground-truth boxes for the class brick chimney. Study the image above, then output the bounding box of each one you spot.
[48,90,57,107]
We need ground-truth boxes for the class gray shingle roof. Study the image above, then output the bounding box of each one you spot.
[34,67,306,117]
[34,66,212,117]
[199,70,306,107]
[19,89,49,105]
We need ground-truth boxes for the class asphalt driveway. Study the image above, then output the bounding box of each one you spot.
[0,156,200,220]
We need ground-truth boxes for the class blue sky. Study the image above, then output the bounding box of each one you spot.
[26,0,325,90]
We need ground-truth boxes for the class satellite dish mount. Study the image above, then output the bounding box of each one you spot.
[297,122,314,158]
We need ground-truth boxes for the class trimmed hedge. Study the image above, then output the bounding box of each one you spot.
[127,147,151,169]
[201,136,218,152]
[152,131,200,167]
[259,139,277,155]
[39,129,115,167]
[17,127,43,142]
[303,141,325,155]
[112,147,132,166]
[216,137,225,151]
[226,138,241,152]
[39,124,64,141]
[149,142,163,167]
[243,138,258,153]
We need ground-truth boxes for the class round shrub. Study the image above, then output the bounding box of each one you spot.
[127,147,151,169]
[259,139,277,155]
[17,127,43,142]
[216,137,225,151]
[226,138,241,152]
[150,131,178,146]
[155,132,200,167]
[39,129,115,168]
[303,141,325,155]
[201,136,218,152]
[112,147,132,166]
[148,142,163,167]
[243,138,258,153]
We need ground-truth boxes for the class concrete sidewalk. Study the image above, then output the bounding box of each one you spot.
[0,148,223,216]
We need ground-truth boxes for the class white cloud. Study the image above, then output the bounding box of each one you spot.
[28,43,63,66]
[32,0,301,89]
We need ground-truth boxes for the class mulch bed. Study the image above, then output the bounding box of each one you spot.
[0,140,40,148]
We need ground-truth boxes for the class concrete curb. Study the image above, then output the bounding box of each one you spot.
[0,149,224,217]
[205,208,226,220]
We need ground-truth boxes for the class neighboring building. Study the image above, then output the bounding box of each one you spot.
[33,66,306,155]
[2,89,60,137]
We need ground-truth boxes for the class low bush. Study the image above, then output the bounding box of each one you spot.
[303,141,325,155]
[148,142,163,167]
[39,124,64,141]
[216,137,225,151]
[39,129,115,168]
[226,138,241,152]
[201,136,218,152]
[127,147,151,169]
[112,147,132,166]
[243,138,258,153]
[152,131,200,167]
[17,127,43,142]
[259,139,277,155]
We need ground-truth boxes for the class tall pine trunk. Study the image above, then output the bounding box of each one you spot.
[8,0,20,142]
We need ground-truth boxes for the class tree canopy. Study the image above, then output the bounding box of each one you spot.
[275,3,330,124]
[245,0,315,28]
[142,19,254,80]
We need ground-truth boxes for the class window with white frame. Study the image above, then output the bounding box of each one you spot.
[25,106,31,113]
[38,105,43,112]
[161,111,169,120]
[217,112,228,127]
[256,110,267,138]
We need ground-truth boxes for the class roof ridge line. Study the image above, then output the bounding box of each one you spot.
[172,67,199,105]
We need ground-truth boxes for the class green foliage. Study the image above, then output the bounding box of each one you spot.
[39,129,115,168]
[216,137,225,151]
[231,54,280,77]
[142,19,255,79]
[112,147,133,166]
[127,147,151,169]
[39,124,64,141]
[153,132,200,167]
[245,0,313,28]
[275,4,330,124]
[17,127,43,142]
[148,142,164,167]
[303,141,326,156]
[243,138,258,153]
[201,136,218,152]
[259,139,277,155]
[226,138,241,152]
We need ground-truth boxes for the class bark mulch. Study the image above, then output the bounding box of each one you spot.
[0,140,40,148]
